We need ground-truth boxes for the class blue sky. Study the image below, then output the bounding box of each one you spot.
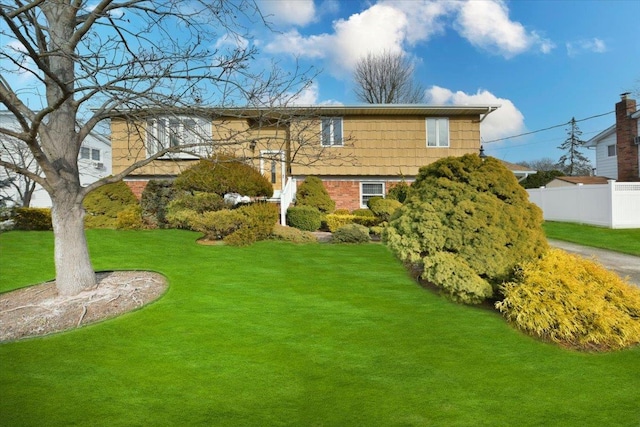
[254,0,640,165]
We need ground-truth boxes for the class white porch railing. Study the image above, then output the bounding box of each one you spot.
[280,177,296,225]
[527,180,640,229]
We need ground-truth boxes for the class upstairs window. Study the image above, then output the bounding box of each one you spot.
[321,117,343,147]
[79,147,100,161]
[146,116,210,158]
[607,144,617,157]
[426,118,449,147]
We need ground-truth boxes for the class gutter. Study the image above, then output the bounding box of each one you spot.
[479,106,500,122]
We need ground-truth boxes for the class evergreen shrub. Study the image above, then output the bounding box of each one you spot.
[331,223,371,244]
[14,208,52,230]
[192,209,244,240]
[223,202,279,246]
[286,205,322,231]
[270,224,318,243]
[116,205,143,230]
[168,192,225,214]
[174,156,273,197]
[387,181,410,203]
[165,209,199,230]
[325,213,356,232]
[384,154,547,304]
[368,197,402,222]
[84,181,139,229]
[496,249,640,351]
[295,176,335,213]
[140,180,176,228]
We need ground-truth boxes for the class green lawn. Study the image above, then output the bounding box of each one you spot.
[543,221,640,256]
[1,230,639,426]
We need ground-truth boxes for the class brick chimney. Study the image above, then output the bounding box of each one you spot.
[616,93,639,181]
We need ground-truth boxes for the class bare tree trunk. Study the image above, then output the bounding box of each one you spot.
[51,192,96,296]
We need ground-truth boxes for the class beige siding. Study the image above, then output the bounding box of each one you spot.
[292,115,480,176]
[111,113,482,180]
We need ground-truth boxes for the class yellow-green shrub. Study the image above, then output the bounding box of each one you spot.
[270,224,318,243]
[84,181,139,229]
[14,208,52,230]
[192,209,244,240]
[325,213,356,232]
[496,249,640,351]
[166,208,199,230]
[116,205,143,230]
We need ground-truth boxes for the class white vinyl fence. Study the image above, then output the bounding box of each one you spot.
[527,180,640,229]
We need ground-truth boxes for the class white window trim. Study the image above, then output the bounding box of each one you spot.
[426,117,450,148]
[79,147,100,161]
[321,117,344,147]
[360,181,385,208]
[146,116,211,159]
[607,144,617,157]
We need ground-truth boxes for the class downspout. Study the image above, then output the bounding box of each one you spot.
[479,106,499,123]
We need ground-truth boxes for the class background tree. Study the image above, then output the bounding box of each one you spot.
[0,1,315,296]
[0,134,39,207]
[516,158,565,189]
[352,51,425,104]
[557,118,592,176]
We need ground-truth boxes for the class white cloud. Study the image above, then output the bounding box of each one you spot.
[566,38,607,57]
[425,85,525,142]
[258,0,316,26]
[266,4,410,77]
[454,0,554,58]
[266,0,553,78]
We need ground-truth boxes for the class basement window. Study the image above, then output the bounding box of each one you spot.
[361,182,385,208]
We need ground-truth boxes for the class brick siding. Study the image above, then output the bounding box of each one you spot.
[616,95,639,181]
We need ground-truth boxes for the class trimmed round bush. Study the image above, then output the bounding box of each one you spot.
[496,249,640,351]
[331,223,371,244]
[286,205,322,231]
[223,202,279,246]
[140,179,176,228]
[192,209,244,240]
[295,176,335,214]
[84,181,139,229]
[174,155,273,197]
[384,154,547,305]
[368,197,402,222]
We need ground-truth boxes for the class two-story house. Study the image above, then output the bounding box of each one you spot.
[585,93,640,181]
[0,111,112,207]
[110,104,499,213]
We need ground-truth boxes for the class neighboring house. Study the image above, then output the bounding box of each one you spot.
[498,160,536,182]
[585,93,640,181]
[0,111,112,207]
[110,104,500,212]
[545,176,611,188]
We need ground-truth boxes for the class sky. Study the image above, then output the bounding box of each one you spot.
[252,0,640,165]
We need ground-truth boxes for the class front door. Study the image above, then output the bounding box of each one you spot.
[260,150,286,198]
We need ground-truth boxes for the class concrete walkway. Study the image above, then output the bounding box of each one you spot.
[548,240,640,287]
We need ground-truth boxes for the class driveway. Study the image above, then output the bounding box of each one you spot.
[549,240,640,287]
